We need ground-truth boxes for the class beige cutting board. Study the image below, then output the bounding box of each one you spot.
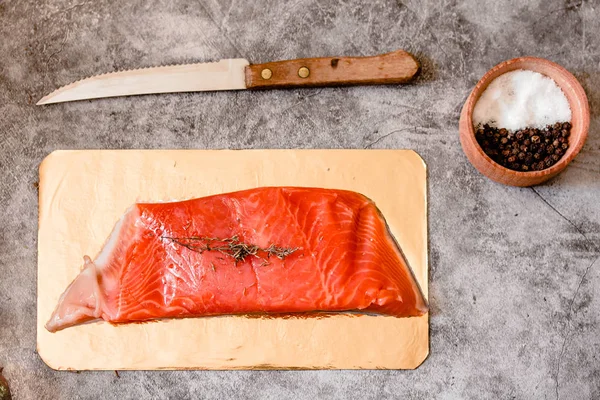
[37,149,429,370]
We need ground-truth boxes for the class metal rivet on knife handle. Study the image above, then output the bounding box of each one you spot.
[261,68,273,80]
[298,67,310,78]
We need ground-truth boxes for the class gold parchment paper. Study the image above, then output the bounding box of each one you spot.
[37,149,428,370]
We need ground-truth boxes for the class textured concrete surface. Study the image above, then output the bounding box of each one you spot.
[1,0,599,398]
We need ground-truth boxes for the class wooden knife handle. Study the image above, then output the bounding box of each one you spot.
[244,49,419,89]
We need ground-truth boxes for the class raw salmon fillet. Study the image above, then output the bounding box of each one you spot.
[46,187,427,332]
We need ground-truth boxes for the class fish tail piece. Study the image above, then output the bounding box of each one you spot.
[45,257,103,333]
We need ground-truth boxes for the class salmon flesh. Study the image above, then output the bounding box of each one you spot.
[46,187,428,332]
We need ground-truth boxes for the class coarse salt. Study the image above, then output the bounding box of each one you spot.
[473,69,571,131]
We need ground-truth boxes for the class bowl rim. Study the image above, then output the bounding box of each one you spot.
[462,56,590,178]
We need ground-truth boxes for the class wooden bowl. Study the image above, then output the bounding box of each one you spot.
[459,57,590,187]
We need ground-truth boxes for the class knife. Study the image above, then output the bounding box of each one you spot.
[37,49,419,105]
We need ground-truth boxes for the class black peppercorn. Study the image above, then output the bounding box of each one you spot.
[516,132,524,140]
[475,122,571,172]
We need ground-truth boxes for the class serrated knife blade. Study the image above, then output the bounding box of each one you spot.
[37,59,249,105]
[37,49,420,105]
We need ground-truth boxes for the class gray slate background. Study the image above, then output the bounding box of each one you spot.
[1,0,599,399]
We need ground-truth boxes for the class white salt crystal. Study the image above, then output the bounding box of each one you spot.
[473,69,571,131]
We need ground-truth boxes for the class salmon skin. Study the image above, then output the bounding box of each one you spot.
[46,187,428,332]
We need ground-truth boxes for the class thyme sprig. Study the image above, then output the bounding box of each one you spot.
[161,235,299,263]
